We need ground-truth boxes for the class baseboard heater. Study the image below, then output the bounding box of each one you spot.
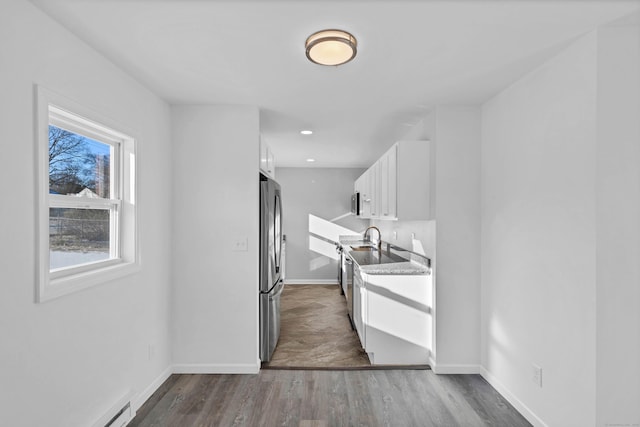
[92,392,134,427]
[105,401,132,427]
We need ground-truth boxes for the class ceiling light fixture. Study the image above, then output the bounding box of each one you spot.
[305,29,357,66]
[306,158,316,163]
[300,130,313,135]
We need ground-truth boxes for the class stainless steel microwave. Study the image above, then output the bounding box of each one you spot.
[351,192,360,216]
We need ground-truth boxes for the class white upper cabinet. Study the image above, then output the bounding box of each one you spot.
[355,168,372,218]
[396,140,430,220]
[355,140,431,221]
[259,138,275,179]
[354,173,363,215]
[370,160,381,218]
[379,145,397,219]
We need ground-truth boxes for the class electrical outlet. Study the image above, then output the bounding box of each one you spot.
[393,231,397,240]
[233,237,248,252]
[532,364,542,387]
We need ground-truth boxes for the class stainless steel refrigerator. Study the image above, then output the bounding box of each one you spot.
[259,173,284,362]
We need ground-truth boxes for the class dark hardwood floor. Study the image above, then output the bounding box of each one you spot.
[263,284,371,369]
[130,284,531,426]
[130,370,532,426]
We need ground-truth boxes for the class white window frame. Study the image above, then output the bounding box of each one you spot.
[36,86,139,302]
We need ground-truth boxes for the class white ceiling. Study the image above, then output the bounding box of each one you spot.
[30,0,640,168]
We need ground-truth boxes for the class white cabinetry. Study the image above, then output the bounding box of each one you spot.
[355,169,372,218]
[350,265,432,365]
[363,272,432,365]
[370,160,381,218]
[259,138,275,178]
[379,145,397,219]
[354,140,430,220]
[395,140,430,220]
[352,264,366,346]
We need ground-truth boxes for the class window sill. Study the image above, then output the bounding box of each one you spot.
[37,260,140,303]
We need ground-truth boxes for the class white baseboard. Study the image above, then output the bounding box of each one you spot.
[284,279,338,285]
[132,366,172,413]
[126,362,545,427]
[480,366,548,427]
[427,355,436,369]
[172,363,260,374]
[431,363,481,374]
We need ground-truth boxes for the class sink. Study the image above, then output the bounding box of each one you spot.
[350,245,377,251]
[348,247,409,266]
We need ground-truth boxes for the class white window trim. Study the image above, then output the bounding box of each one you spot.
[35,86,139,303]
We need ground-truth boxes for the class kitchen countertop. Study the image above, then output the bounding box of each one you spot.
[338,235,430,275]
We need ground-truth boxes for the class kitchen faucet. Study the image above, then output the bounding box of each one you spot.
[364,226,382,252]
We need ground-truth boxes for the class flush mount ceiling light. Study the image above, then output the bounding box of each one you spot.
[300,130,313,135]
[305,29,357,66]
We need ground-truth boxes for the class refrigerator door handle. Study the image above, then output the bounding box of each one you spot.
[262,278,284,296]
[274,193,282,274]
[270,279,285,298]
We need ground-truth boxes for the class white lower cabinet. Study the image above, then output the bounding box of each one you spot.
[353,265,366,346]
[354,270,432,365]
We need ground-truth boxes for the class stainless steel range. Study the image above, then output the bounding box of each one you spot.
[337,244,355,330]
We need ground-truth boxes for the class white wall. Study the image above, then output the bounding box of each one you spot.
[374,107,481,372]
[372,220,436,260]
[481,23,640,426]
[481,33,599,426]
[171,105,260,372]
[595,23,640,426]
[432,107,482,371]
[277,167,368,283]
[0,1,173,426]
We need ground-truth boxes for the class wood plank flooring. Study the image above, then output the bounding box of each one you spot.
[263,284,372,369]
[129,371,532,427]
[130,284,531,426]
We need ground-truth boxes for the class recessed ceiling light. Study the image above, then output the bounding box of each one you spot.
[306,158,316,162]
[305,29,357,66]
[300,130,313,135]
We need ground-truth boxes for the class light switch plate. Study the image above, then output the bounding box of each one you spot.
[532,364,542,387]
[233,237,248,252]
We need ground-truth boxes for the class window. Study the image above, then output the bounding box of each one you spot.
[36,87,137,302]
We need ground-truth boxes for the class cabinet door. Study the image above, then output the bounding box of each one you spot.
[354,175,363,217]
[396,140,430,220]
[370,161,381,218]
[266,146,275,178]
[259,139,275,178]
[386,145,397,219]
[353,266,365,347]
[365,273,431,365]
[378,145,397,219]
[259,139,269,174]
[380,153,389,217]
[359,170,372,218]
